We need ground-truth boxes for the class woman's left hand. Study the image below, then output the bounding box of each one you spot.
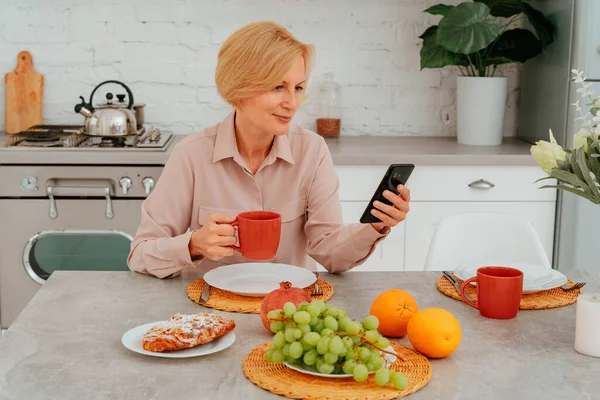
[370,184,411,233]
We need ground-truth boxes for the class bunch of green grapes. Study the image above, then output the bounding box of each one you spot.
[263,300,408,390]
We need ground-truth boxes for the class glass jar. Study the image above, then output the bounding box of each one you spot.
[316,72,342,137]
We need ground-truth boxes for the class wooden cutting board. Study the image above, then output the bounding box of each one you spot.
[4,50,44,134]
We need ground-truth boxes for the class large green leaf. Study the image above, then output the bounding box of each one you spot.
[419,26,462,69]
[418,26,436,40]
[436,2,500,54]
[474,0,523,17]
[549,168,591,194]
[424,4,454,16]
[522,2,556,49]
[539,184,599,204]
[488,29,542,63]
[570,150,586,186]
[576,146,600,198]
[589,139,600,178]
[534,176,557,184]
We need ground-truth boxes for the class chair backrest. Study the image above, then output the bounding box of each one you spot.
[423,213,551,271]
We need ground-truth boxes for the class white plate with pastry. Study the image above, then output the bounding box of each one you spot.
[203,262,317,297]
[121,313,236,358]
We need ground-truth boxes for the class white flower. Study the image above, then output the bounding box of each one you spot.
[574,128,593,152]
[531,129,567,173]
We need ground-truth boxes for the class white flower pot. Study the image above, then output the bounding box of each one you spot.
[456,76,507,146]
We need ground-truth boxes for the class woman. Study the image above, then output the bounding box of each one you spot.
[127,21,411,279]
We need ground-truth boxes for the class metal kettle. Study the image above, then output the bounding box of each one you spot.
[74,80,137,137]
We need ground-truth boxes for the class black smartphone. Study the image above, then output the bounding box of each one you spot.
[359,164,415,224]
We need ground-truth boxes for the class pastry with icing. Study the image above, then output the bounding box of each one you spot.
[142,313,235,352]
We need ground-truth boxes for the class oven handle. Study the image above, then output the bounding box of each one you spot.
[46,185,113,219]
[23,229,134,285]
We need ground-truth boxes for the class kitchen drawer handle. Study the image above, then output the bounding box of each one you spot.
[468,179,495,189]
[46,185,114,219]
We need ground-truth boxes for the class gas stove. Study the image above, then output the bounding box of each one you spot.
[4,125,173,150]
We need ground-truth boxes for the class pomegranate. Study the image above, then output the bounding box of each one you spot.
[260,281,311,333]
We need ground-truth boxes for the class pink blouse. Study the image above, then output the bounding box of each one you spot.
[127,111,389,278]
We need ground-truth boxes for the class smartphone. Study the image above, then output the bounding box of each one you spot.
[359,164,415,224]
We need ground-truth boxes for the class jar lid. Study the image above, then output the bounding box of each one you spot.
[320,72,340,89]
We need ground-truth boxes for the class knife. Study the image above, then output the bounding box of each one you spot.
[443,271,475,303]
[198,282,211,305]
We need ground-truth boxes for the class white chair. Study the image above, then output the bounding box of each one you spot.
[423,213,551,271]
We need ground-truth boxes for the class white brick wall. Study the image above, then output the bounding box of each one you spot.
[0,0,520,136]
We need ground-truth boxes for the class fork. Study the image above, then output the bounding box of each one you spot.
[311,272,323,297]
[561,282,586,291]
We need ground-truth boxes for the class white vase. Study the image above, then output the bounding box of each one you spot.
[456,76,507,146]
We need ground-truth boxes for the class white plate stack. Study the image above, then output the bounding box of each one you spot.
[454,262,568,294]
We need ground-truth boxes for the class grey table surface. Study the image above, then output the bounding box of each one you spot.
[0,270,598,400]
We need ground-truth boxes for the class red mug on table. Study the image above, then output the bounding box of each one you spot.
[230,211,281,260]
[189,211,281,261]
[460,266,524,319]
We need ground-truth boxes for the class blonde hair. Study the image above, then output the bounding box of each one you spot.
[215,21,314,107]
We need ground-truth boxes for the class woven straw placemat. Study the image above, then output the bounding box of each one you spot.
[187,278,334,314]
[436,274,582,310]
[243,341,432,400]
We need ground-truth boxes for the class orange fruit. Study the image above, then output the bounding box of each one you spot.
[369,289,418,337]
[407,308,461,358]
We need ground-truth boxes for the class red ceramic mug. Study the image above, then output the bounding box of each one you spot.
[460,266,524,319]
[230,211,281,261]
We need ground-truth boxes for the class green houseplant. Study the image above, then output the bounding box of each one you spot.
[418,1,555,146]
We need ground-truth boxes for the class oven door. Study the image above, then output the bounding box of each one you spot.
[0,198,143,328]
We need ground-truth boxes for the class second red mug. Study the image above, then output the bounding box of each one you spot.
[460,266,524,319]
[230,211,281,261]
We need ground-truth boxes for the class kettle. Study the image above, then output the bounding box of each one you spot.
[74,80,137,137]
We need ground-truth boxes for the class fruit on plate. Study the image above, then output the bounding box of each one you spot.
[260,281,311,333]
[407,308,461,358]
[264,300,409,390]
[369,289,418,338]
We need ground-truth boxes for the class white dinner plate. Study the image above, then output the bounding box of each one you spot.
[121,321,236,358]
[454,262,567,294]
[284,346,397,379]
[203,263,317,297]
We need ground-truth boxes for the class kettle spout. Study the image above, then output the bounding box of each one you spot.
[74,96,93,117]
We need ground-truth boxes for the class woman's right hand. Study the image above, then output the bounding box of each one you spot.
[188,214,237,260]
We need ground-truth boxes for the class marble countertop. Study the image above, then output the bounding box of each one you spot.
[0,270,597,399]
[0,133,536,166]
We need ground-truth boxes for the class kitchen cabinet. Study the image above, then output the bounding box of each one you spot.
[315,202,405,272]
[319,165,557,272]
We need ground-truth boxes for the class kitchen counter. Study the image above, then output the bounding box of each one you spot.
[325,136,537,166]
[0,132,536,166]
[0,270,597,399]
